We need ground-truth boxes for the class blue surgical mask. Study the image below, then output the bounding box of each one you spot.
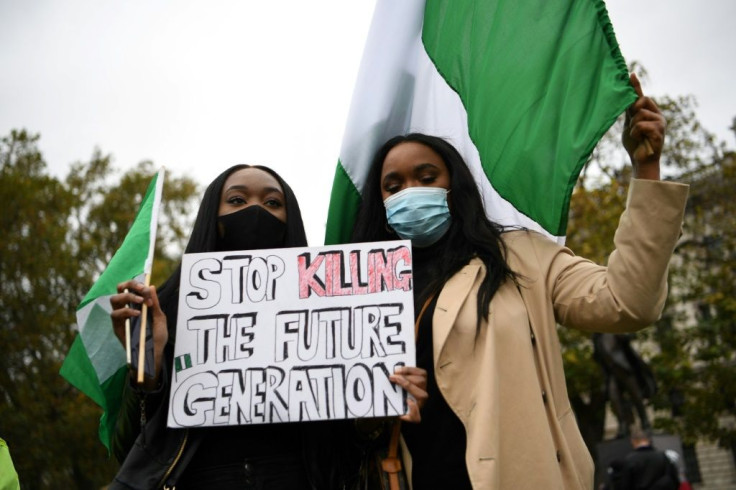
[384,187,452,248]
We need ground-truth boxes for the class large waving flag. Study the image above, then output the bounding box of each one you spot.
[60,169,165,450]
[325,0,636,245]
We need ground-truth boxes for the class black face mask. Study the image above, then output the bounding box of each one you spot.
[216,206,287,252]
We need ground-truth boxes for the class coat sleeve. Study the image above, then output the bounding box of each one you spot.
[535,179,688,332]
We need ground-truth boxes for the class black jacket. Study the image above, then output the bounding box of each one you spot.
[616,446,679,490]
[109,353,200,490]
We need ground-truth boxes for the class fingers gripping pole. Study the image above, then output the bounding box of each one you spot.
[137,274,152,384]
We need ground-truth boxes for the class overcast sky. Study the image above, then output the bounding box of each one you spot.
[2,1,734,245]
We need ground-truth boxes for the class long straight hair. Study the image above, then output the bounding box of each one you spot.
[351,133,517,327]
[157,164,307,334]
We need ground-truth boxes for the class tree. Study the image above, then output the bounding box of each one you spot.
[648,150,736,448]
[561,163,630,452]
[0,129,199,489]
[563,70,735,457]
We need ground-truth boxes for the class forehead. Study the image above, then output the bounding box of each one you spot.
[222,168,283,194]
[381,141,447,175]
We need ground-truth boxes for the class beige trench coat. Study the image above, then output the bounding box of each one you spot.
[402,179,689,489]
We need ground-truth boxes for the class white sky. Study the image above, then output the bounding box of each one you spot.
[2,1,734,245]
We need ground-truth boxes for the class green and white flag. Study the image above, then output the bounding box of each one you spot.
[60,169,165,450]
[325,0,636,245]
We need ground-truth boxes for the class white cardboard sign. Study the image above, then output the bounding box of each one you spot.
[167,240,415,428]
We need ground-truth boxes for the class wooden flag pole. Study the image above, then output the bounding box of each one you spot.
[643,138,655,157]
[137,273,152,384]
[124,289,132,367]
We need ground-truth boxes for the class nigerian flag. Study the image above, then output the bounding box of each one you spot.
[60,169,165,450]
[325,0,636,244]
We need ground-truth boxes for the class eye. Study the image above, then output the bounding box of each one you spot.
[382,178,402,194]
[227,195,246,205]
[419,174,437,185]
[264,197,284,208]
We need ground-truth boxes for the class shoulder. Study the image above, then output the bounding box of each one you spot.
[501,229,572,276]
[502,228,566,253]
[626,446,664,464]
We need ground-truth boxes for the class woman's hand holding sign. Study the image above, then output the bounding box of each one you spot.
[391,366,428,423]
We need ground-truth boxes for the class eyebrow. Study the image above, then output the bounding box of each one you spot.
[224,184,284,195]
[382,162,441,182]
[413,162,441,172]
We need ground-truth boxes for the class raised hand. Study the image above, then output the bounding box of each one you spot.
[622,73,665,180]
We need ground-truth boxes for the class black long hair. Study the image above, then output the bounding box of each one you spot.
[157,164,307,330]
[351,133,517,327]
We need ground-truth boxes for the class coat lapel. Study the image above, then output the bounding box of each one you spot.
[432,260,483,362]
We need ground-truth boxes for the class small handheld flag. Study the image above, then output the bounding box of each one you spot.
[60,168,165,450]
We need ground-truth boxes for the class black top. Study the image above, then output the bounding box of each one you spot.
[176,424,310,490]
[185,423,303,467]
[401,240,473,490]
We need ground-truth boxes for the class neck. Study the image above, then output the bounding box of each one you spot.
[412,231,450,264]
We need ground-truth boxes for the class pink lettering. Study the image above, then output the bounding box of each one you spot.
[349,251,368,295]
[297,253,326,298]
[390,246,412,292]
[325,252,353,296]
[368,250,393,294]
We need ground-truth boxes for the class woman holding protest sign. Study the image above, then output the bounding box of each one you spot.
[348,76,689,489]
[108,164,427,490]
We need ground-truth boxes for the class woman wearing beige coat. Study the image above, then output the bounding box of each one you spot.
[348,75,689,489]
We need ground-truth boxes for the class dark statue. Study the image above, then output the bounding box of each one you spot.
[593,333,657,438]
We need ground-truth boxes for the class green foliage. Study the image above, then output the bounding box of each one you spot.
[564,153,632,452]
[0,129,199,489]
[658,94,724,173]
[647,153,736,447]
[563,81,736,452]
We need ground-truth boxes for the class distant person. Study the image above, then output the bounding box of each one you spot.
[0,438,20,490]
[605,458,625,490]
[615,428,679,490]
[664,449,692,490]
